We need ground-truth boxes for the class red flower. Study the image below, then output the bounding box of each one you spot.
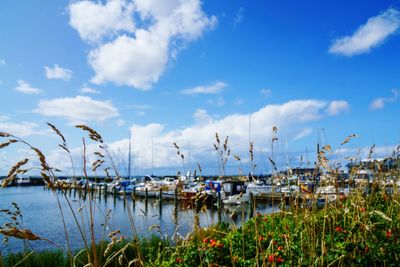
[276,257,284,263]
[217,243,224,248]
[277,246,283,251]
[335,226,343,233]
[273,240,277,245]
[359,207,366,213]
[203,238,209,243]
[268,255,275,263]
[386,229,392,239]
[210,239,217,244]
[259,236,265,241]
[175,257,183,263]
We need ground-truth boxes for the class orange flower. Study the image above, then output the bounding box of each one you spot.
[277,246,283,251]
[259,236,264,241]
[359,207,366,213]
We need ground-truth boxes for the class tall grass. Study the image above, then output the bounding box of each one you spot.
[0,126,399,266]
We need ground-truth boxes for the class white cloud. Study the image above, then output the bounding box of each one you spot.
[182,81,227,95]
[193,108,212,124]
[116,119,126,127]
[130,104,152,110]
[207,95,225,107]
[0,115,9,122]
[0,121,45,137]
[233,7,244,29]
[370,89,398,110]
[105,99,334,170]
[260,88,272,98]
[14,80,42,94]
[89,33,169,89]
[68,0,135,43]
[34,96,119,124]
[0,59,5,65]
[69,0,217,90]
[80,86,100,94]
[326,100,350,115]
[292,127,313,141]
[45,65,73,81]
[329,8,400,56]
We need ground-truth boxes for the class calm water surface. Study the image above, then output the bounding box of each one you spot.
[0,186,279,254]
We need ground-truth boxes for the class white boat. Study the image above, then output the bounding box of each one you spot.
[135,183,160,198]
[315,185,336,194]
[16,176,31,186]
[223,192,249,205]
[246,180,280,196]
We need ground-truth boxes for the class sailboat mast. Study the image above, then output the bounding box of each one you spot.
[128,129,131,179]
[151,137,154,176]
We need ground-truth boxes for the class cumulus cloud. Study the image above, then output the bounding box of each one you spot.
[69,0,217,90]
[80,86,100,94]
[326,100,350,115]
[104,99,335,171]
[45,65,73,81]
[182,81,227,95]
[34,96,119,124]
[370,89,398,110]
[68,0,135,43]
[329,8,400,56]
[14,80,42,94]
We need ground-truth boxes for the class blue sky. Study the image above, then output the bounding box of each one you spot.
[0,0,399,176]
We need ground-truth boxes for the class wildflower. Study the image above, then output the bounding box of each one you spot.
[217,243,224,248]
[259,236,264,241]
[273,240,277,245]
[203,238,209,243]
[268,254,275,263]
[175,257,183,264]
[276,257,284,263]
[335,226,343,233]
[386,229,392,239]
[359,207,366,213]
[277,246,283,251]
